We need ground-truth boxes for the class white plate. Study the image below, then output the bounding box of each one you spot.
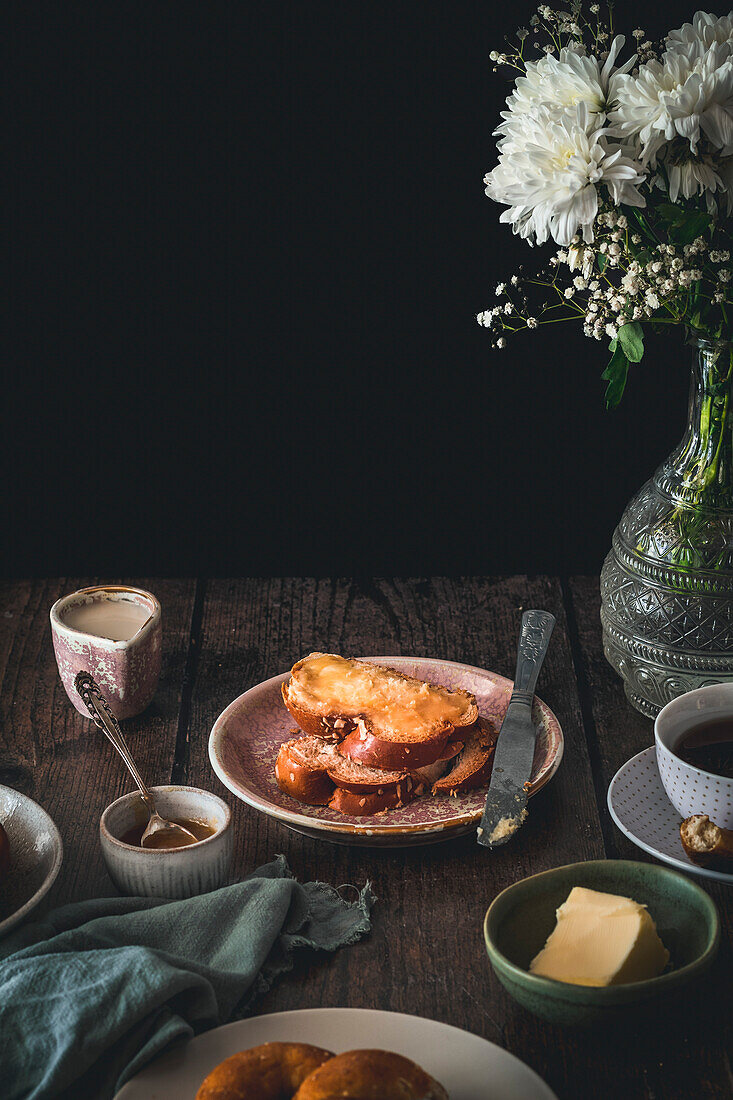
[607,746,733,886]
[208,656,564,847]
[0,785,63,937]
[115,1007,557,1100]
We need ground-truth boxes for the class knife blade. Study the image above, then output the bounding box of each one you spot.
[477,609,555,848]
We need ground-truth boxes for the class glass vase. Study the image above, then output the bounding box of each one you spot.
[601,337,733,718]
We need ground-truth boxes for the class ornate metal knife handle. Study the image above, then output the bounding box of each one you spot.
[74,671,155,813]
[511,610,556,705]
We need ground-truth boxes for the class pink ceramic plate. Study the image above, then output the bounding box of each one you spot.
[208,657,564,847]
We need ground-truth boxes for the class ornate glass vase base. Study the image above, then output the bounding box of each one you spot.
[625,689,660,721]
[603,628,733,719]
[601,338,733,719]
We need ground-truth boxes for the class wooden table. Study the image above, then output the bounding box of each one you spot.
[2,578,731,1099]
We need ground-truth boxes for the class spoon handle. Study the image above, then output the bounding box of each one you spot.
[74,671,155,814]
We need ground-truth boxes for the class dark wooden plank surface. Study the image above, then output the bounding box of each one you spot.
[0,579,197,906]
[181,577,605,1100]
[568,577,733,1100]
[0,576,731,1099]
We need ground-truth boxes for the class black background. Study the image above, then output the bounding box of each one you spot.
[6,0,698,577]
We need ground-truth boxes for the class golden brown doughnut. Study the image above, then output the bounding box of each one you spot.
[195,1042,334,1100]
[292,1049,449,1100]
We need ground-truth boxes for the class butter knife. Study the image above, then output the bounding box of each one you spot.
[477,609,556,848]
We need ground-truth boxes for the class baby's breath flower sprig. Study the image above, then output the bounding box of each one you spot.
[490,1,616,72]
[481,4,733,407]
[477,258,589,346]
[480,200,733,398]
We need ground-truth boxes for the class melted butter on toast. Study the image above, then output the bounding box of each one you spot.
[287,653,475,739]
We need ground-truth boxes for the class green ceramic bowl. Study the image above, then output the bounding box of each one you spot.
[484,860,720,1027]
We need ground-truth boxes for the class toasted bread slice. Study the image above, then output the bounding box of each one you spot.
[432,717,498,795]
[680,814,733,868]
[275,734,416,814]
[282,653,478,751]
[412,755,454,787]
[281,685,358,742]
[324,752,409,793]
[275,737,336,805]
[329,779,417,816]
[337,724,454,770]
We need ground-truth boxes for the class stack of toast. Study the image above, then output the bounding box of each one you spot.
[275,653,498,816]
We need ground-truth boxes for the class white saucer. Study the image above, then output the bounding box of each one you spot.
[608,746,733,886]
[115,1008,557,1099]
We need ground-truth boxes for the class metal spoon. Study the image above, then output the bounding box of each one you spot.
[74,670,198,849]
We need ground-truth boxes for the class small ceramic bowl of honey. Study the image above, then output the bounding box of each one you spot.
[100,786,233,898]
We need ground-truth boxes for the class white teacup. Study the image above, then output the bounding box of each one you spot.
[655,684,733,829]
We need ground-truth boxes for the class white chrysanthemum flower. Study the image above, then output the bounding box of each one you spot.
[717,154,733,211]
[666,148,728,208]
[496,37,635,137]
[568,242,595,278]
[611,43,733,163]
[666,10,733,60]
[484,103,646,246]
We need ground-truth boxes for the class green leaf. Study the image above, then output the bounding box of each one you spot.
[656,203,684,224]
[608,337,617,352]
[617,321,644,363]
[671,212,712,244]
[602,346,630,409]
[597,254,607,273]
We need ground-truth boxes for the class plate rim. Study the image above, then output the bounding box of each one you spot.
[607,746,733,886]
[208,655,564,838]
[0,784,64,937]
[116,1006,558,1100]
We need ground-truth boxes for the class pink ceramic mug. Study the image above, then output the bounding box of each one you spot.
[50,585,162,719]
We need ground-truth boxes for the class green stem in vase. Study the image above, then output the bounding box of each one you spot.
[635,340,733,576]
[680,347,732,500]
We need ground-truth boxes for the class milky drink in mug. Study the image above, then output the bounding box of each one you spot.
[50,586,161,719]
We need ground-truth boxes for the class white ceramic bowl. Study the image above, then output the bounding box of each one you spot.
[0,785,63,938]
[655,684,733,829]
[100,786,233,898]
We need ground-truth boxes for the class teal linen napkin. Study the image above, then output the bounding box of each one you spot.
[0,855,374,1100]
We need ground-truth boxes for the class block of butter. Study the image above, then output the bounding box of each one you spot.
[529,886,670,987]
